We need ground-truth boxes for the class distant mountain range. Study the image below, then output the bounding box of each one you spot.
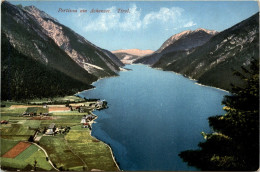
[134,13,259,91]
[112,49,154,64]
[1,2,123,100]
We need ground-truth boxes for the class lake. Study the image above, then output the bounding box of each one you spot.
[79,64,227,171]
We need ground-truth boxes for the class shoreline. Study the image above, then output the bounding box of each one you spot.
[76,66,130,96]
[150,65,230,93]
[75,72,123,171]
[88,110,121,171]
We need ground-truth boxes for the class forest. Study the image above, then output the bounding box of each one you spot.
[1,33,93,101]
[179,60,259,171]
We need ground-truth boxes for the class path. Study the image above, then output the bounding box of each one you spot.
[63,137,89,171]
[31,142,59,171]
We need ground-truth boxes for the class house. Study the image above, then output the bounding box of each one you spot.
[83,123,89,128]
[45,129,54,135]
[45,123,56,135]
[89,103,96,108]
[80,115,95,124]
[0,120,8,124]
[80,117,87,124]
[78,106,91,113]
[85,115,94,120]
[95,100,103,108]
[95,100,107,109]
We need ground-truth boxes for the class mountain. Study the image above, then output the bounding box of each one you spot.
[1,32,93,100]
[134,28,218,65]
[154,13,259,91]
[1,2,123,100]
[23,5,124,77]
[112,49,154,64]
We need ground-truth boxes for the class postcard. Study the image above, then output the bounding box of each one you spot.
[1,0,259,171]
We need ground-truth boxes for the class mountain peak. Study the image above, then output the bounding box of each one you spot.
[24,5,59,23]
[157,28,218,53]
[170,30,192,41]
[194,28,218,35]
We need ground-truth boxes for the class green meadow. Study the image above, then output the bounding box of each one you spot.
[0,98,119,171]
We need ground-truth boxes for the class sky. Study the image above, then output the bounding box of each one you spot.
[11,1,259,51]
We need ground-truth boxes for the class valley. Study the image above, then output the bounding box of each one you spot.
[1,1,259,171]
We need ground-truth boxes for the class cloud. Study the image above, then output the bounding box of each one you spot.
[84,6,120,31]
[76,4,195,32]
[184,21,197,28]
[120,4,142,31]
[143,7,184,27]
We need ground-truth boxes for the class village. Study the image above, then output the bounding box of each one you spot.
[0,96,119,171]
[20,99,107,138]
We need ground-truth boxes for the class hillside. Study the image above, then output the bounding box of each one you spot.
[112,49,154,64]
[13,3,123,78]
[1,2,123,100]
[1,33,93,100]
[156,13,259,91]
[134,29,217,65]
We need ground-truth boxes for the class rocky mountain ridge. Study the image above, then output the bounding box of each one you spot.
[153,13,259,91]
[134,28,218,65]
[157,28,218,53]
[24,5,123,77]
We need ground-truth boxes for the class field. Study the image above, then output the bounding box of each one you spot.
[65,126,119,171]
[0,97,118,171]
[1,124,36,141]
[2,142,31,158]
[28,95,86,105]
[26,107,48,114]
[39,126,119,171]
[48,107,70,112]
[0,138,20,156]
[1,124,36,135]
[14,144,38,160]
[1,141,53,171]
[10,105,41,109]
[39,135,84,170]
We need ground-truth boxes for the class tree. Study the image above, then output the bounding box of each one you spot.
[179,60,259,171]
[33,159,37,171]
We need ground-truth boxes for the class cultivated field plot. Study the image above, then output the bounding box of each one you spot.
[10,105,41,109]
[39,135,84,170]
[40,115,82,127]
[1,124,35,136]
[48,107,70,112]
[51,111,83,116]
[2,142,31,158]
[0,138,20,156]
[26,107,48,114]
[1,107,27,116]
[14,144,38,160]
[22,120,42,128]
[28,95,86,105]
[65,126,118,171]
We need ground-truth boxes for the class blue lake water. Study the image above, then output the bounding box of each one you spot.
[79,64,227,171]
